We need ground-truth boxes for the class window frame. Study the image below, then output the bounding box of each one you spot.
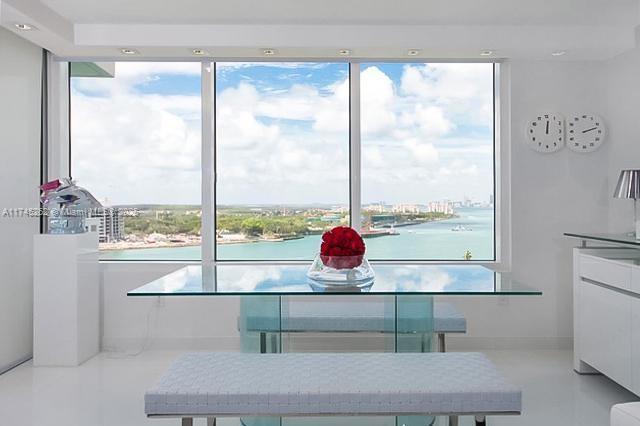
[64,59,505,266]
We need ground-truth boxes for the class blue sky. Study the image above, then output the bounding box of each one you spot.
[71,62,494,206]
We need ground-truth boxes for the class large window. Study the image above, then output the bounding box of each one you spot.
[361,63,495,260]
[70,62,202,260]
[70,61,495,262]
[215,63,350,260]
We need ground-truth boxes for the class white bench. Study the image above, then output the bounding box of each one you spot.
[145,352,521,426]
[612,403,640,426]
[241,301,466,352]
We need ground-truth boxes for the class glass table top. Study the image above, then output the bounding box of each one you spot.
[564,232,640,247]
[127,264,542,296]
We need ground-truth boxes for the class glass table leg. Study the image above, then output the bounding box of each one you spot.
[395,294,435,426]
[238,295,282,426]
[239,295,282,353]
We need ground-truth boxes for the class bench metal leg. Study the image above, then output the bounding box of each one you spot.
[437,333,446,352]
[449,415,458,426]
[475,415,486,425]
[260,332,267,353]
[207,417,216,426]
[181,418,193,426]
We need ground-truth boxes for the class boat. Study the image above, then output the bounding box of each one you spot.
[361,227,399,238]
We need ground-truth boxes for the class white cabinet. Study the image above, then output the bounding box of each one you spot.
[33,233,100,366]
[574,248,640,395]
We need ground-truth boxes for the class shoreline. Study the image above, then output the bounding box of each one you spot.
[100,213,461,252]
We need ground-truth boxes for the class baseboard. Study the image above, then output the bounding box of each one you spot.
[446,335,573,351]
[103,334,573,352]
[102,336,241,352]
[0,355,32,375]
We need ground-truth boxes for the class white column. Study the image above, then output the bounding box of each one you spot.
[201,62,215,263]
[349,63,362,232]
[47,54,70,180]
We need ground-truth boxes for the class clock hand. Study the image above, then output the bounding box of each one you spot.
[582,127,598,133]
[546,120,549,134]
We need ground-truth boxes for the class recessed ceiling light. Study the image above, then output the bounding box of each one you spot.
[263,48,276,56]
[15,23,35,31]
[480,50,493,56]
[120,48,139,55]
[338,49,351,56]
[407,49,420,56]
[192,49,208,56]
[551,50,567,57]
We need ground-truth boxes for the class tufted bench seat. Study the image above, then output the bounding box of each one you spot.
[145,352,521,426]
[612,403,640,426]
[241,300,466,352]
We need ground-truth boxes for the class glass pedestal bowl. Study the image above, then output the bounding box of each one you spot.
[306,254,375,290]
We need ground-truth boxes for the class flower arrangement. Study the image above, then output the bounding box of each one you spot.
[306,226,374,289]
[320,226,366,269]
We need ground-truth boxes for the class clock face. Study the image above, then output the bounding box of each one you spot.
[526,113,564,153]
[567,114,605,152]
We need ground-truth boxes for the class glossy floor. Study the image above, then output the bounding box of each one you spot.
[0,350,637,426]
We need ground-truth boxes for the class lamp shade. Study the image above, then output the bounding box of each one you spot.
[614,169,640,199]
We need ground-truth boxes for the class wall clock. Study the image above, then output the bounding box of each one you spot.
[567,114,606,152]
[526,113,564,153]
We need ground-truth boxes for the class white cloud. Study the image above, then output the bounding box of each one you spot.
[360,66,397,135]
[71,62,494,206]
[400,104,454,139]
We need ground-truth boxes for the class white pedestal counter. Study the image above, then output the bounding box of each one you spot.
[573,245,640,396]
[33,232,100,366]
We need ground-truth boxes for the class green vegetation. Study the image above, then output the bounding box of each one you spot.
[217,214,311,237]
[121,206,201,237]
[120,205,455,239]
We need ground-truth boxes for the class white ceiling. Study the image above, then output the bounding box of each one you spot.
[39,0,640,26]
[1,0,639,60]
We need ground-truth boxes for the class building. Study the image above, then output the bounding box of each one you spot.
[392,203,420,214]
[426,200,454,215]
[86,208,124,243]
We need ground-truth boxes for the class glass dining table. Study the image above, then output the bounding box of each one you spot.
[128,263,541,353]
[129,263,540,426]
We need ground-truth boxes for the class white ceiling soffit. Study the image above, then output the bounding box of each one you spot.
[1,0,639,60]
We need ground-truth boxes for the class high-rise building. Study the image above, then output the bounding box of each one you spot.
[85,208,124,243]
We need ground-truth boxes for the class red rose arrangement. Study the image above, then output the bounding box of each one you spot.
[320,226,366,270]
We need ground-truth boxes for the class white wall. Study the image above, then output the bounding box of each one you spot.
[0,28,42,371]
[101,60,612,351]
[604,45,640,232]
[448,60,610,349]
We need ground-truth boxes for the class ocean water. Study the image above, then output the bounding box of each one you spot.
[101,207,494,261]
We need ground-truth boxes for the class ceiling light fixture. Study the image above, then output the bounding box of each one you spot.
[15,23,34,31]
[551,50,567,57]
[120,48,139,55]
[480,50,493,56]
[338,49,351,56]
[263,48,276,56]
[407,49,420,56]
[192,49,207,56]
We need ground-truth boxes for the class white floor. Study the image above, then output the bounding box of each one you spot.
[0,350,637,426]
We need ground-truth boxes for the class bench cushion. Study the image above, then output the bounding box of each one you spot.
[145,352,520,417]
[241,301,466,334]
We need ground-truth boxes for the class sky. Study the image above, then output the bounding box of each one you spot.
[71,61,494,206]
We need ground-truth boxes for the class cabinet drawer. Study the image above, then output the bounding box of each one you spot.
[580,282,632,389]
[580,255,631,291]
[632,299,640,395]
